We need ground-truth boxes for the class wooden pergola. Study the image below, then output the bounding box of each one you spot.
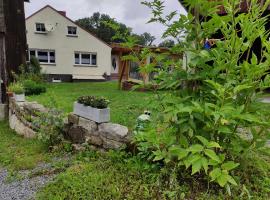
[0,0,29,103]
[111,43,175,89]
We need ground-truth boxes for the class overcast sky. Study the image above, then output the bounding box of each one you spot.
[25,0,187,44]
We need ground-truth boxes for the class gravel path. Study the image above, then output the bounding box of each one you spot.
[0,165,55,200]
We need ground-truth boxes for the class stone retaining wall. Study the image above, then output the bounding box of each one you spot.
[9,98,130,150]
[9,98,47,138]
[64,113,130,150]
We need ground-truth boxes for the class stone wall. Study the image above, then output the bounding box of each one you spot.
[64,113,130,150]
[9,98,131,150]
[9,98,48,138]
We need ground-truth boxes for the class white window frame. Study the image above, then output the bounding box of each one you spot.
[35,23,47,33]
[74,52,97,67]
[29,49,56,65]
[67,26,77,36]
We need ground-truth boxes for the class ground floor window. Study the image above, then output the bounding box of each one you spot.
[74,52,97,66]
[129,61,143,80]
[29,49,55,64]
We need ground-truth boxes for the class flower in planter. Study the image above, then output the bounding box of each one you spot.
[8,82,25,94]
[77,96,110,109]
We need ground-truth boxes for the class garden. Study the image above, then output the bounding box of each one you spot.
[1,0,270,199]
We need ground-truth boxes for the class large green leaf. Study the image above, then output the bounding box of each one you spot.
[191,159,202,175]
[168,146,189,160]
[209,168,222,181]
[204,149,221,163]
[221,161,240,171]
[196,136,209,146]
[188,144,204,153]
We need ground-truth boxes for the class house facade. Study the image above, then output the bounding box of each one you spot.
[26,5,112,82]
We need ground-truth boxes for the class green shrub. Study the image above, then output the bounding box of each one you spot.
[23,80,46,96]
[111,0,270,195]
[77,96,110,109]
[8,82,25,94]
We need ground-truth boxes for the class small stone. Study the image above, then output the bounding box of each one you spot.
[86,136,103,146]
[67,125,86,144]
[72,144,86,151]
[237,127,253,141]
[99,123,128,142]
[78,117,98,136]
[68,113,79,125]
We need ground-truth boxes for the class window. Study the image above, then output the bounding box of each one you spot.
[29,49,56,64]
[74,52,97,66]
[67,26,77,36]
[36,23,46,32]
[129,61,143,80]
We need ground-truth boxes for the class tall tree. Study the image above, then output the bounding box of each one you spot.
[76,12,156,46]
[158,39,175,47]
[76,12,131,43]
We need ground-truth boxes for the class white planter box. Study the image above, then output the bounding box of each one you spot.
[73,102,110,123]
[14,93,25,102]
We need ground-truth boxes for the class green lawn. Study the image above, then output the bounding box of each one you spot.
[0,121,50,170]
[28,81,154,128]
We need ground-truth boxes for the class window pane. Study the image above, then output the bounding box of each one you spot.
[81,54,90,64]
[30,50,36,57]
[50,52,55,63]
[36,23,45,32]
[37,51,48,63]
[75,53,80,64]
[91,54,97,65]
[129,61,143,80]
[68,26,77,35]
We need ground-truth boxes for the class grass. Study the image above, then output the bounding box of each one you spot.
[0,121,49,170]
[27,81,154,128]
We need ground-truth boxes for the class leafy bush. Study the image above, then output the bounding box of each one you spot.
[23,80,46,96]
[8,82,25,94]
[33,96,65,149]
[77,96,110,109]
[111,0,270,195]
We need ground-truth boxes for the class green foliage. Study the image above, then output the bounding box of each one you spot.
[0,121,49,170]
[114,0,270,194]
[76,12,155,45]
[77,96,110,109]
[8,82,25,94]
[33,96,65,149]
[23,80,46,96]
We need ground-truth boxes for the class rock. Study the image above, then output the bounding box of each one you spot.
[86,136,103,146]
[67,126,86,144]
[78,117,98,136]
[23,126,36,138]
[102,138,125,150]
[237,127,253,141]
[0,104,8,121]
[72,144,86,151]
[68,113,79,125]
[99,123,128,142]
[23,102,48,114]
[9,114,17,130]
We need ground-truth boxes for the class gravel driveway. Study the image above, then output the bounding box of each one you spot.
[0,166,55,200]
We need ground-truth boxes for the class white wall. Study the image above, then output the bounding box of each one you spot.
[26,6,112,78]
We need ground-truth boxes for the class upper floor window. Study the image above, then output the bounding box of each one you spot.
[67,26,77,36]
[74,52,97,66]
[36,23,46,33]
[29,49,55,64]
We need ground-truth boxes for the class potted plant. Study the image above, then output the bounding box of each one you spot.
[74,96,110,123]
[8,82,25,102]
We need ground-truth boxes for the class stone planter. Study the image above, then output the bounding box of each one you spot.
[14,93,25,102]
[73,102,110,123]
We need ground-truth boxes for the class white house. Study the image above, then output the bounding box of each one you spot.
[26,5,112,82]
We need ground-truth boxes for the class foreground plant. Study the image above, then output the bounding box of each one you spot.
[111,0,270,196]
